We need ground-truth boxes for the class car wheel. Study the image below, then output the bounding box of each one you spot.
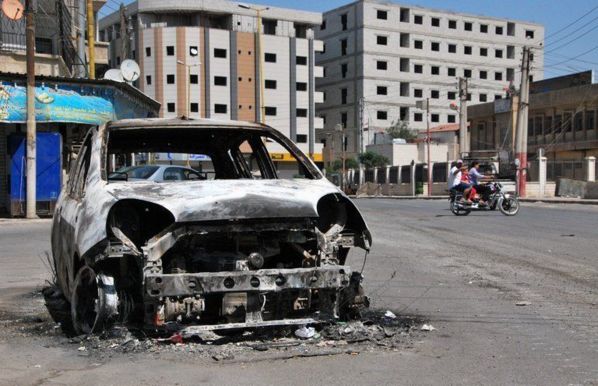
[71,266,118,335]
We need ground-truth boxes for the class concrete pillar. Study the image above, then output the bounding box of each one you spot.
[585,156,596,182]
[373,167,378,183]
[538,156,547,198]
[385,166,390,184]
[359,166,364,185]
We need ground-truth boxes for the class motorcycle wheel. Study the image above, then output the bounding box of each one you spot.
[450,199,471,216]
[498,197,520,216]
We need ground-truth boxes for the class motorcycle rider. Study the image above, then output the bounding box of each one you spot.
[448,159,472,203]
[469,161,493,205]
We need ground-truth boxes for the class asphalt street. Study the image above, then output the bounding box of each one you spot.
[0,200,597,385]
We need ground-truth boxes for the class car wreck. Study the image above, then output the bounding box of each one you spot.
[50,118,372,335]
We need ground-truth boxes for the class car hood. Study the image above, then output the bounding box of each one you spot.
[104,178,341,222]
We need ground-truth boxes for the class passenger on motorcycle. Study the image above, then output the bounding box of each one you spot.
[469,161,493,205]
[448,159,472,203]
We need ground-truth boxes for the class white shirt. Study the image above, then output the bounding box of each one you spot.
[448,166,462,188]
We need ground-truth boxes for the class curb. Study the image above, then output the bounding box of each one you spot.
[351,196,598,205]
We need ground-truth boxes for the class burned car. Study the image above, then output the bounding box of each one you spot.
[50,118,371,335]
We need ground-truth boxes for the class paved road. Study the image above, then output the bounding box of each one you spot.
[0,201,597,385]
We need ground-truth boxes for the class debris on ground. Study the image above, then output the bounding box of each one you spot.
[516,301,531,306]
[420,324,436,331]
[295,326,316,339]
[384,310,397,319]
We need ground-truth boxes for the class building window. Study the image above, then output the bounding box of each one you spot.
[480,24,488,33]
[296,134,307,143]
[166,74,175,84]
[480,70,488,79]
[377,60,388,70]
[377,9,388,20]
[146,75,152,85]
[448,20,457,29]
[400,33,410,48]
[507,22,515,36]
[377,110,388,120]
[214,104,227,114]
[495,49,503,58]
[341,39,348,55]
[448,115,456,123]
[448,67,456,76]
[480,47,488,56]
[341,63,348,78]
[414,64,423,73]
[464,21,472,31]
[145,47,151,57]
[414,40,423,49]
[190,103,199,113]
[341,13,348,30]
[431,66,440,75]
[296,82,307,91]
[341,88,348,104]
[448,91,456,100]
[265,79,277,89]
[377,86,387,95]
[448,44,456,53]
[214,48,227,58]
[507,68,515,81]
[400,82,409,97]
[167,103,175,112]
[296,108,308,117]
[414,14,423,24]
[214,76,227,86]
[495,94,502,100]
[496,26,503,35]
[431,17,440,27]
[464,46,472,55]
[377,35,388,45]
[190,74,198,84]
[479,94,487,102]
[296,56,307,65]
[166,46,174,56]
[467,93,472,101]
[431,114,439,123]
[495,72,503,81]
[265,106,277,116]
[400,8,410,22]
[464,69,472,78]
[414,113,423,122]
[341,112,347,128]
[414,88,423,98]
[320,19,326,30]
[431,42,440,51]
[400,58,409,72]
[526,29,535,39]
[431,90,439,99]
[265,53,277,62]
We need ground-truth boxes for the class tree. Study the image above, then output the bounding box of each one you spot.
[358,151,389,169]
[386,119,417,141]
[329,158,359,172]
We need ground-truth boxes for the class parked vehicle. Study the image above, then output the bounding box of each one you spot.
[49,118,372,335]
[109,165,206,182]
[449,182,520,216]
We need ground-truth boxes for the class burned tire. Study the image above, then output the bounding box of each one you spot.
[71,266,119,335]
[42,285,74,335]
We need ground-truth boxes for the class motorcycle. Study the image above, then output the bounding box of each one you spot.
[449,182,520,216]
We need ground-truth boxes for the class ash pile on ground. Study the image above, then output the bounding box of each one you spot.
[69,310,426,361]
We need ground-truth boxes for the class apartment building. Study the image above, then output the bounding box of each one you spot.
[98,0,325,160]
[316,0,544,157]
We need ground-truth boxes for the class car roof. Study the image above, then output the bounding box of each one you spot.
[107,117,273,133]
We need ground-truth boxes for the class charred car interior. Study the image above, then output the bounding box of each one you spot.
[50,118,372,336]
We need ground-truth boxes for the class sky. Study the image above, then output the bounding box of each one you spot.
[100,0,598,80]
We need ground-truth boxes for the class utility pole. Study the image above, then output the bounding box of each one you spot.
[77,0,86,77]
[458,77,468,157]
[426,97,432,197]
[515,46,531,197]
[86,0,95,78]
[119,4,128,61]
[25,0,36,218]
[358,96,365,176]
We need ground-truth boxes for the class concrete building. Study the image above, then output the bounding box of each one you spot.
[316,0,544,159]
[0,0,108,77]
[468,71,598,181]
[98,0,325,161]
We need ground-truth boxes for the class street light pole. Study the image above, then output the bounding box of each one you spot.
[426,97,432,197]
[25,0,37,218]
[177,61,200,118]
[86,0,95,78]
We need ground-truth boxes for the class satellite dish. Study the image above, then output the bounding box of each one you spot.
[2,0,24,20]
[120,59,140,82]
[103,68,124,82]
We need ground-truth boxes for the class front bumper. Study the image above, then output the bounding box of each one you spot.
[145,266,353,297]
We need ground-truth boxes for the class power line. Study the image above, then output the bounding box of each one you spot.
[543,14,598,49]
[544,23,598,54]
[544,4,598,40]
